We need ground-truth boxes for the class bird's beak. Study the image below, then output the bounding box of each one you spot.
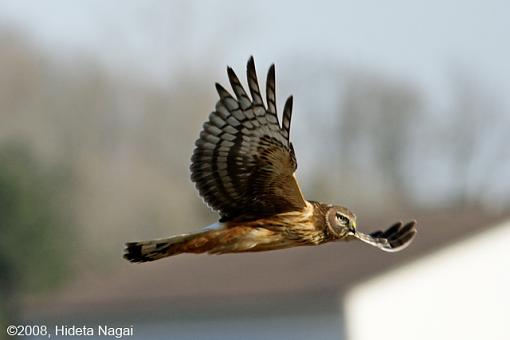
[349,221,357,235]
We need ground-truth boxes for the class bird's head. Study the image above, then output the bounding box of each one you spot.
[325,205,357,239]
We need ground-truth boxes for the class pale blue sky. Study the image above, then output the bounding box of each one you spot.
[1,0,509,107]
[1,0,509,208]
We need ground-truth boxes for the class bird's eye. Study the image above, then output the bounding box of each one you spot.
[336,213,349,226]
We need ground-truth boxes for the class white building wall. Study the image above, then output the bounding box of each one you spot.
[346,220,510,340]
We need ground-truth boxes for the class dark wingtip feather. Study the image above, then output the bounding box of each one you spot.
[266,64,276,93]
[227,66,241,87]
[246,56,264,106]
[246,56,256,77]
[285,95,293,111]
[382,221,403,238]
[227,65,250,106]
[362,220,417,252]
[282,96,293,139]
[123,242,151,263]
[266,63,278,117]
[387,220,417,251]
[215,82,232,99]
[267,64,275,79]
[227,66,235,78]
[247,55,255,68]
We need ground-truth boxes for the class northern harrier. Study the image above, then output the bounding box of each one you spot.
[124,57,417,263]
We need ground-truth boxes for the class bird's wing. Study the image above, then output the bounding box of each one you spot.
[191,57,307,222]
[354,221,417,252]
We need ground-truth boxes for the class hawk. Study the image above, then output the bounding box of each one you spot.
[124,57,416,263]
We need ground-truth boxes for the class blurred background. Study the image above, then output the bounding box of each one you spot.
[1,1,509,339]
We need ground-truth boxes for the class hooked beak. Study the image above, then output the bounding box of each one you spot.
[349,221,357,235]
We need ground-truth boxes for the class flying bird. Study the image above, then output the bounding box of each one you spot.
[124,57,417,263]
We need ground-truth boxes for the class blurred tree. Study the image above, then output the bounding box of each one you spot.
[301,69,423,214]
[444,70,505,208]
[300,64,509,214]
[0,142,72,327]
[338,73,421,208]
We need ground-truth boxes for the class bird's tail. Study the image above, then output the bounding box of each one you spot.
[123,224,285,263]
[124,231,210,263]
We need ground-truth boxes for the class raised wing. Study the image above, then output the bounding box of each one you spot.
[191,57,307,222]
[355,221,417,252]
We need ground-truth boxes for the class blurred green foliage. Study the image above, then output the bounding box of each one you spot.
[0,142,73,325]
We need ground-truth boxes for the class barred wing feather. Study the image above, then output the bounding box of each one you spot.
[190,57,306,222]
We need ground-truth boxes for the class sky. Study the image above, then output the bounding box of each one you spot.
[1,0,509,210]
[1,0,509,109]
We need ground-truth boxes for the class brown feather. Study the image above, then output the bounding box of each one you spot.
[190,57,306,222]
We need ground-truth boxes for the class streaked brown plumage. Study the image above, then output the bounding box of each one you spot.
[124,57,417,263]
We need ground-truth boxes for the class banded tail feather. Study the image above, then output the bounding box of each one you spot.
[123,224,291,263]
[124,233,203,263]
